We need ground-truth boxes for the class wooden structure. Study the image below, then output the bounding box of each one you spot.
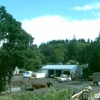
[71,86,94,100]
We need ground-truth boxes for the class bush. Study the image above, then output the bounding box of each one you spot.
[0,87,75,100]
[44,86,74,100]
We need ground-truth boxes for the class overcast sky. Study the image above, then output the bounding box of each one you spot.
[1,0,100,45]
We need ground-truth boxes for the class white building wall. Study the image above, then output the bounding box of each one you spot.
[41,70,48,77]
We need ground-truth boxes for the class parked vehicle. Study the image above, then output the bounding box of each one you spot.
[50,74,54,78]
[30,73,45,79]
[23,71,33,78]
[93,72,100,85]
[58,74,71,82]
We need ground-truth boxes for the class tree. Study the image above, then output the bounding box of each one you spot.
[68,39,78,60]
[88,38,100,72]
[39,43,54,64]
[77,42,87,64]
[53,49,64,64]
[23,45,43,71]
[78,38,86,43]
[53,43,65,64]
[0,6,33,93]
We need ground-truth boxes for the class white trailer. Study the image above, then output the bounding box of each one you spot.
[33,73,45,78]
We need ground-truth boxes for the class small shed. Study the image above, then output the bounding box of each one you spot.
[41,65,82,77]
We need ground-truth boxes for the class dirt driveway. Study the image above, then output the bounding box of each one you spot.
[11,75,100,94]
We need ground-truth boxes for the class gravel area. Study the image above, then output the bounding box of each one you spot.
[11,75,100,94]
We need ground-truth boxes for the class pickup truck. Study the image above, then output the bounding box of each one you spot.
[58,74,71,82]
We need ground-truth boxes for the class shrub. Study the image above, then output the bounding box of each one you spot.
[0,87,75,100]
[44,86,74,100]
[32,82,47,89]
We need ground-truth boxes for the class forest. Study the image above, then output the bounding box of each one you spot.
[32,35,100,73]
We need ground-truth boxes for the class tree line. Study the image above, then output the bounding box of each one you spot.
[0,6,100,93]
[21,28,100,74]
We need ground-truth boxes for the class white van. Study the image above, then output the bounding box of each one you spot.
[23,71,33,78]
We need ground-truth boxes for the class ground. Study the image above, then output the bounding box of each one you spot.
[11,75,100,94]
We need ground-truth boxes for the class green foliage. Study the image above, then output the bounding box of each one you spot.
[68,39,78,60]
[44,86,74,100]
[0,87,74,100]
[10,92,43,100]
[77,42,86,64]
[88,34,100,72]
[82,67,89,79]
[23,45,43,71]
[39,38,88,65]
[0,6,33,93]
[39,35,100,72]
[67,60,78,65]
[0,97,12,100]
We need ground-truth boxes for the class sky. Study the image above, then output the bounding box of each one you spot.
[1,0,100,45]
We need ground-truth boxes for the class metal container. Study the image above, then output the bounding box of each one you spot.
[93,72,100,85]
